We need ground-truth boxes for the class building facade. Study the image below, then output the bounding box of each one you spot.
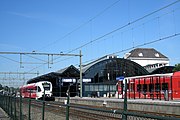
[124,48,169,73]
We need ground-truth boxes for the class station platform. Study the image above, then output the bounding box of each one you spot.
[0,107,10,120]
[55,97,180,116]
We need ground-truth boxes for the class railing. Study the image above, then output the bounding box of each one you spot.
[0,93,180,120]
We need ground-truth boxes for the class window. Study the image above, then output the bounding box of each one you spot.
[38,87,41,92]
[85,85,90,91]
[110,85,116,91]
[149,84,154,92]
[155,53,159,57]
[138,53,143,57]
[99,85,103,91]
[94,85,98,91]
[42,83,50,90]
[155,83,160,92]
[112,85,116,91]
[31,87,37,93]
[130,83,134,92]
[89,85,93,91]
[143,84,147,92]
[162,83,168,91]
[104,85,108,91]
[137,84,141,92]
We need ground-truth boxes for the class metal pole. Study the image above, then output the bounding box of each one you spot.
[122,78,127,120]
[107,73,110,98]
[8,96,10,115]
[10,95,13,118]
[42,90,45,120]
[80,50,83,98]
[14,93,17,120]
[59,78,61,97]
[66,85,70,120]
[20,92,22,120]
[28,90,31,120]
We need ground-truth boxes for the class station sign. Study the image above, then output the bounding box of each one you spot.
[62,79,76,82]
[116,76,124,81]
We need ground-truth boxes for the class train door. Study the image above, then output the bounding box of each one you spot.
[129,79,135,99]
[116,81,123,98]
[172,72,180,100]
[36,86,42,99]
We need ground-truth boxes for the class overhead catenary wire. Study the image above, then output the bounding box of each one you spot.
[73,32,180,66]
[50,1,180,65]
[37,0,121,52]
[0,55,19,63]
[15,0,180,76]
[65,0,180,54]
[112,33,180,55]
[118,7,180,39]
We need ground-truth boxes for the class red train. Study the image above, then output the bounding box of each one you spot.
[117,71,180,100]
[20,81,53,100]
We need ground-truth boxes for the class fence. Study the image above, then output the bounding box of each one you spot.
[0,94,180,120]
[1,80,180,120]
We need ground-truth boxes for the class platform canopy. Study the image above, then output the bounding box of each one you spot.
[27,65,80,84]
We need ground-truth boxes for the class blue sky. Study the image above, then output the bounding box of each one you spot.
[0,0,180,87]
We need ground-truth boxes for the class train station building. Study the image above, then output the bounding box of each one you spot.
[26,48,175,97]
[27,55,149,97]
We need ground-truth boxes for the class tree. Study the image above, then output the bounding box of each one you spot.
[173,63,180,72]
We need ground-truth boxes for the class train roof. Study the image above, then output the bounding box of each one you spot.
[20,81,51,88]
[124,73,173,80]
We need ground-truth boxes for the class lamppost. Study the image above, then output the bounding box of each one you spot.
[107,73,110,98]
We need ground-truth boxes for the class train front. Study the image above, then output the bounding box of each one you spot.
[36,81,54,101]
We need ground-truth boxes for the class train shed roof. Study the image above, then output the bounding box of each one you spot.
[27,65,80,84]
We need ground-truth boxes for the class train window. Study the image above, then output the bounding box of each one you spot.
[162,83,168,90]
[27,88,31,93]
[43,83,50,90]
[149,84,154,92]
[24,88,27,92]
[155,83,160,92]
[31,89,36,93]
[137,84,141,92]
[38,87,41,92]
[143,84,147,92]
[130,83,134,92]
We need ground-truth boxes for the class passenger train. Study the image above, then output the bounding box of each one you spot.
[20,81,53,100]
[117,71,180,100]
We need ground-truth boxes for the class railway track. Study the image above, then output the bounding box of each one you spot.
[18,99,180,120]
[13,99,180,120]
[31,100,121,120]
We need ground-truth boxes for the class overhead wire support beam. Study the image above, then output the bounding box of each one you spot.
[0,51,81,57]
[0,51,82,69]
[0,72,39,75]
[0,78,30,81]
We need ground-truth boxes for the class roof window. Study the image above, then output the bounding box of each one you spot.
[138,53,143,57]
[155,53,159,57]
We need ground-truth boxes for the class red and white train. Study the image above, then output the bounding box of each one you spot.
[117,71,180,100]
[20,81,53,100]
